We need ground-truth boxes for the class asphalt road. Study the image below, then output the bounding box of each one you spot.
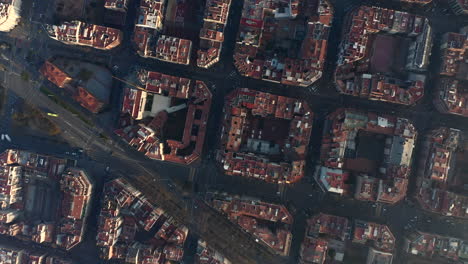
[1,0,468,263]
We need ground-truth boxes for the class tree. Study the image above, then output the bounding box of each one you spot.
[20,71,29,81]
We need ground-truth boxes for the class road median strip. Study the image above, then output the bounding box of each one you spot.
[39,86,93,127]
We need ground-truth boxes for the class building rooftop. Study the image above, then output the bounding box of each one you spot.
[352,220,395,252]
[0,246,73,264]
[149,35,192,65]
[104,0,129,11]
[196,240,232,264]
[0,246,26,264]
[218,88,313,184]
[405,231,468,262]
[317,108,416,204]
[197,0,232,68]
[306,213,349,241]
[435,29,468,117]
[316,166,350,195]
[233,0,333,86]
[115,69,211,165]
[133,0,197,66]
[299,237,328,264]
[136,0,165,30]
[40,60,108,113]
[0,149,92,251]
[40,61,72,88]
[209,194,293,256]
[366,248,394,264]
[300,213,349,264]
[449,0,468,14]
[416,127,468,218]
[96,178,188,262]
[436,78,468,117]
[335,6,432,105]
[0,0,21,32]
[133,0,231,67]
[301,213,398,264]
[46,21,123,50]
[56,168,93,250]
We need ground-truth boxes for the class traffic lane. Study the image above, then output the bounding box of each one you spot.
[4,71,110,152]
[0,89,17,135]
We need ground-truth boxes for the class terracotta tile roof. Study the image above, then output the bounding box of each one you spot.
[210,195,293,256]
[233,0,333,86]
[299,237,328,264]
[353,220,395,251]
[73,86,105,113]
[405,231,468,261]
[40,60,107,113]
[218,88,312,184]
[136,0,165,29]
[116,70,211,165]
[40,61,72,88]
[197,0,232,68]
[47,21,122,50]
[96,178,187,261]
[151,35,192,65]
[416,127,468,218]
[318,108,416,204]
[306,213,349,241]
[335,6,432,105]
[435,30,468,117]
[0,150,92,250]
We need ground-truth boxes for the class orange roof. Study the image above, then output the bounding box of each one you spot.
[40,61,72,88]
[73,86,105,113]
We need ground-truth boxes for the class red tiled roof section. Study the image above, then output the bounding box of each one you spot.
[73,86,105,114]
[96,178,187,261]
[116,70,212,165]
[40,61,72,88]
[352,220,395,252]
[154,35,192,65]
[47,21,123,50]
[435,30,468,117]
[335,6,431,105]
[218,88,313,184]
[405,231,468,261]
[306,213,349,241]
[299,237,328,264]
[233,0,333,86]
[318,108,416,204]
[211,196,293,256]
